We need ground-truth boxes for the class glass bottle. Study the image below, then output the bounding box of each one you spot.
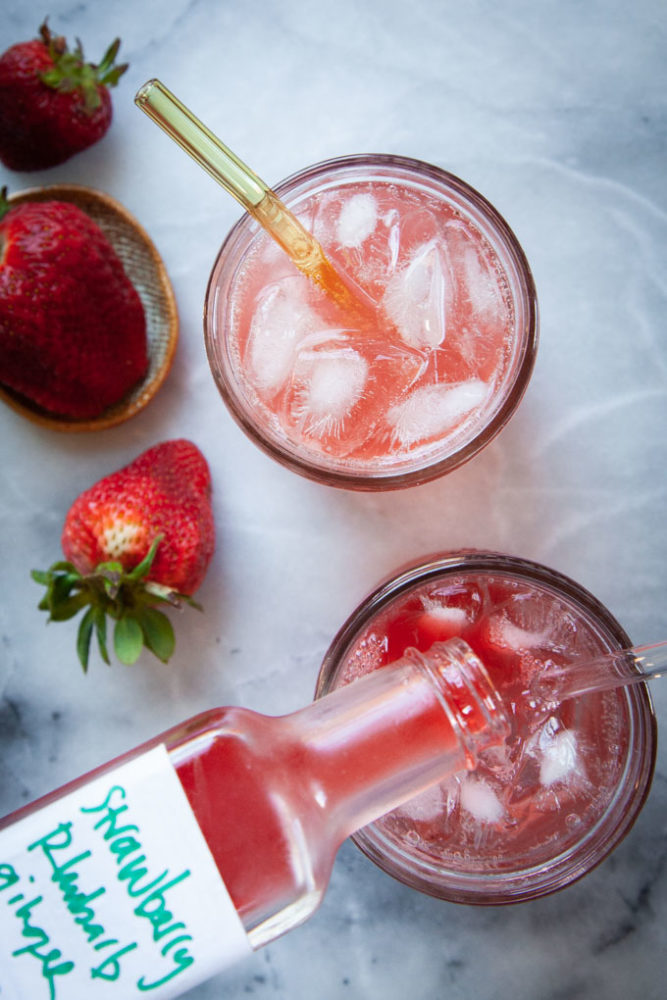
[0,639,508,1000]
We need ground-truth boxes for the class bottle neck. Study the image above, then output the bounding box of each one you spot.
[290,639,509,842]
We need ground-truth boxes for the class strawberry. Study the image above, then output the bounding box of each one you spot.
[31,440,216,670]
[0,190,148,418]
[0,21,128,171]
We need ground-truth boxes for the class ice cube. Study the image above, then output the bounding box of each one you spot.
[429,582,486,625]
[539,727,579,787]
[247,278,319,394]
[337,193,378,247]
[417,599,469,643]
[459,776,504,824]
[398,783,444,822]
[460,241,504,320]
[485,593,580,660]
[422,604,469,631]
[397,209,441,254]
[384,209,401,271]
[387,379,488,446]
[304,349,368,421]
[518,716,582,792]
[445,220,505,322]
[494,618,551,652]
[383,239,450,350]
[289,339,369,439]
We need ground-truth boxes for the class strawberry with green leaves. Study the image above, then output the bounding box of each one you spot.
[32,440,216,670]
[0,20,128,171]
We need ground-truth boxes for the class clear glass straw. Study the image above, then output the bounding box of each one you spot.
[134,79,379,322]
[528,640,667,706]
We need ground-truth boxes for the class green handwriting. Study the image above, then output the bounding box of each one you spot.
[0,863,74,1000]
[82,783,196,989]
[28,823,133,955]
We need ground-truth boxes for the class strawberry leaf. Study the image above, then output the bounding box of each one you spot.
[144,581,181,606]
[93,606,110,666]
[96,560,124,576]
[114,616,144,665]
[98,37,121,72]
[183,595,204,612]
[137,607,175,664]
[77,606,96,673]
[52,572,82,596]
[127,535,163,582]
[32,563,84,614]
[32,546,198,670]
[96,39,129,88]
[39,25,128,108]
[49,592,89,622]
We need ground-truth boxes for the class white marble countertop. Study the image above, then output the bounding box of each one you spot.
[1,1,666,997]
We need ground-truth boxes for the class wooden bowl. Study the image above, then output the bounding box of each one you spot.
[0,184,178,432]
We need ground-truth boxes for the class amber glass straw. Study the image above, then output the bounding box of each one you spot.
[135,79,377,319]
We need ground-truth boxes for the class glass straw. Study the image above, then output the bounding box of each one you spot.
[134,79,379,323]
[528,640,666,706]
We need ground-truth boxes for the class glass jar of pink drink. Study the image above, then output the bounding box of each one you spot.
[315,551,657,902]
[204,155,538,489]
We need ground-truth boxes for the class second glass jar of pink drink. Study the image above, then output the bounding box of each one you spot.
[315,551,657,902]
[205,155,538,489]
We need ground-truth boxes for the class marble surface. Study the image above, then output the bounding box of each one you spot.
[1,1,666,997]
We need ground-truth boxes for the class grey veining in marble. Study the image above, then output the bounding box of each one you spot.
[1,1,666,998]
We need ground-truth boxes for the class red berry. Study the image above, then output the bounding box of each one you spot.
[0,194,148,418]
[0,22,128,171]
[62,440,215,596]
[32,441,216,669]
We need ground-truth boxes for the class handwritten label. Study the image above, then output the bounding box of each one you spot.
[0,745,251,999]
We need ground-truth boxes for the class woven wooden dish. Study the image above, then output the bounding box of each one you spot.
[0,184,178,432]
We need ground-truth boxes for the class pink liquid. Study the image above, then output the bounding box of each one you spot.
[172,709,298,928]
[228,180,516,469]
[332,571,633,874]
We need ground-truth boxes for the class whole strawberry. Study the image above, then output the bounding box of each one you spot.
[0,21,128,171]
[32,440,216,669]
[0,190,148,418]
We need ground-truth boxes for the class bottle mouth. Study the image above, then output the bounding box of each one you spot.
[405,639,511,765]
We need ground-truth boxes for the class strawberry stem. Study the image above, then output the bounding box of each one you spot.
[37,19,129,111]
[0,186,10,223]
[31,536,196,671]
